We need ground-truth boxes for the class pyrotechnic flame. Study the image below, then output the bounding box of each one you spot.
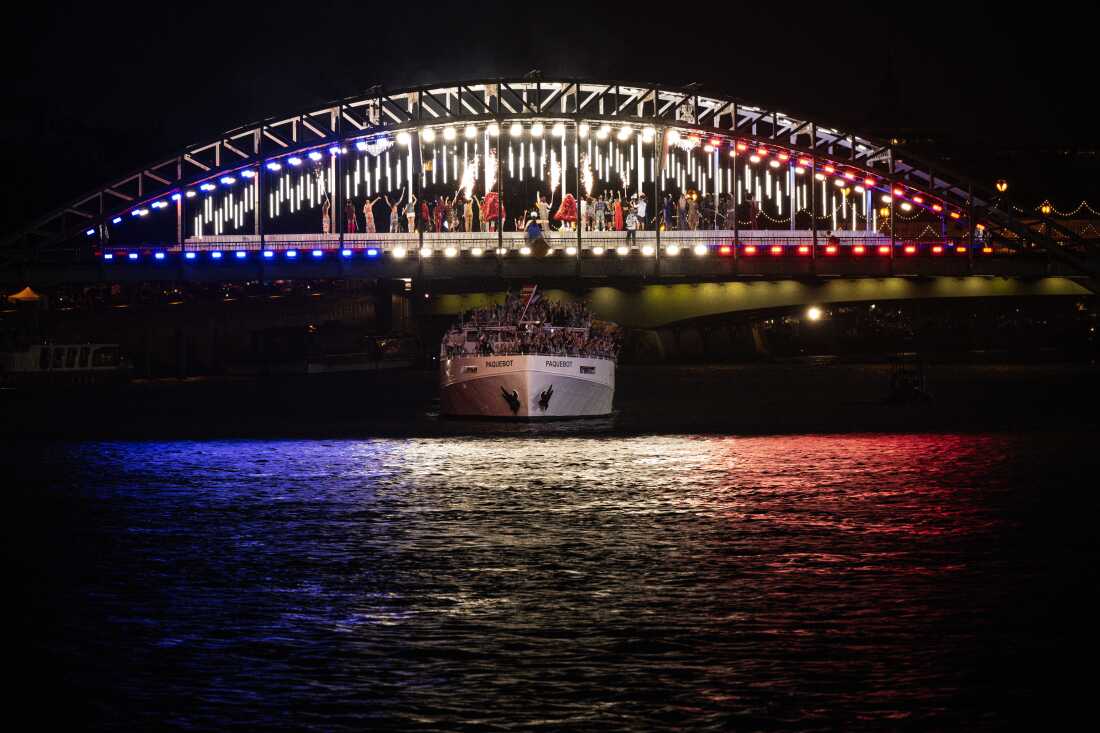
[461,156,480,199]
[484,148,498,193]
[621,166,631,192]
[549,153,561,195]
[581,153,593,197]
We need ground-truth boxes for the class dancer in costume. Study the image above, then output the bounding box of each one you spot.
[534,192,551,233]
[363,196,381,233]
[554,192,578,230]
[464,196,475,232]
[386,189,405,233]
[613,191,624,231]
[321,195,332,234]
[345,199,358,233]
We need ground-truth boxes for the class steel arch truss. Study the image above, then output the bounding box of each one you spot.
[4,78,1097,279]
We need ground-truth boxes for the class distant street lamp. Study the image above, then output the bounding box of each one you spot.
[806,306,823,322]
[995,179,1008,193]
[1040,202,1052,215]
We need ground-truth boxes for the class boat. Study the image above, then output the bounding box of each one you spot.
[0,343,130,386]
[439,289,618,419]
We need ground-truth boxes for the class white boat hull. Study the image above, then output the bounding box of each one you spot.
[440,354,614,418]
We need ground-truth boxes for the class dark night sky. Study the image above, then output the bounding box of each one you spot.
[3,1,1097,231]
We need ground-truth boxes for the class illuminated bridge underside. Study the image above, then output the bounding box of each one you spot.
[428,278,1090,329]
[6,78,1097,288]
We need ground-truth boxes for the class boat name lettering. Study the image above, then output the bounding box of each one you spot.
[545,360,572,368]
[486,360,513,368]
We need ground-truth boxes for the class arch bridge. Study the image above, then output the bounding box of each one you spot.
[4,78,1098,294]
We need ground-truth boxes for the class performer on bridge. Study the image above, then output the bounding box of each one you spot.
[321,195,332,234]
[386,189,405,233]
[405,191,418,232]
[464,196,476,232]
[363,196,381,233]
[554,192,578,230]
[613,192,624,231]
[345,200,358,233]
[482,192,504,231]
[534,192,551,233]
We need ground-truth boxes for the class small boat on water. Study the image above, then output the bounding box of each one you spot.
[0,343,130,386]
[439,288,618,419]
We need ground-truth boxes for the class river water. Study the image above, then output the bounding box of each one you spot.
[9,430,1098,730]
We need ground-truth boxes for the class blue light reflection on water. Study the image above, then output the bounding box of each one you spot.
[10,433,1099,730]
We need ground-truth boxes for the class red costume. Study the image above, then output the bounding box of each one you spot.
[555,193,578,222]
[613,199,624,231]
[482,192,505,229]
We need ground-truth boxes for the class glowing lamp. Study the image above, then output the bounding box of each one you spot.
[592,246,604,256]
[366,248,379,257]
[103,253,114,260]
[184,252,196,260]
[641,245,654,256]
[743,245,757,255]
[750,155,761,164]
[286,249,298,258]
[823,165,835,174]
[220,176,236,185]
[864,178,875,187]
[127,252,138,260]
[154,252,165,260]
[308,151,322,161]
[904,245,916,254]
[263,251,274,258]
[565,246,577,256]
[617,127,632,141]
[553,123,566,137]
[982,246,993,254]
[469,247,482,257]
[392,247,406,259]
[1040,202,1052,215]
[693,244,708,256]
[778,152,789,161]
[797,245,810,255]
[825,245,838,255]
[211,251,222,259]
[311,249,324,258]
[665,245,680,255]
[932,245,943,254]
[995,179,1008,193]
[736,142,748,152]
[770,245,783,255]
[718,245,732,255]
[806,306,822,321]
[797,158,811,166]
[950,211,962,219]
[616,246,629,256]
[912,196,923,204]
[236,251,247,259]
[877,245,891,255]
[288,157,302,166]
[578,123,590,138]
[757,147,768,156]
[341,249,353,257]
[892,187,903,196]
[444,247,457,258]
[420,247,433,258]
[956,246,967,254]
[443,126,456,141]
[396,132,411,146]
[853,245,866,255]
[465,125,478,139]
[509,122,523,138]
[487,123,500,137]
[932,204,943,213]
[85,228,95,236]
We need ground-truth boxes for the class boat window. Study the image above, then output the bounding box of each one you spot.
[580,366,596,374]
[463,366,478,373]
[53,348,65,368]
[39,347,50,370]
[92,347,119,367]
[79,347,90,367]
[66,347,77,368]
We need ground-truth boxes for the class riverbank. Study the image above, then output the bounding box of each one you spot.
[3,362,1097,440]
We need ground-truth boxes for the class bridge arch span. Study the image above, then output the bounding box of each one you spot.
[4,78,1095,287]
